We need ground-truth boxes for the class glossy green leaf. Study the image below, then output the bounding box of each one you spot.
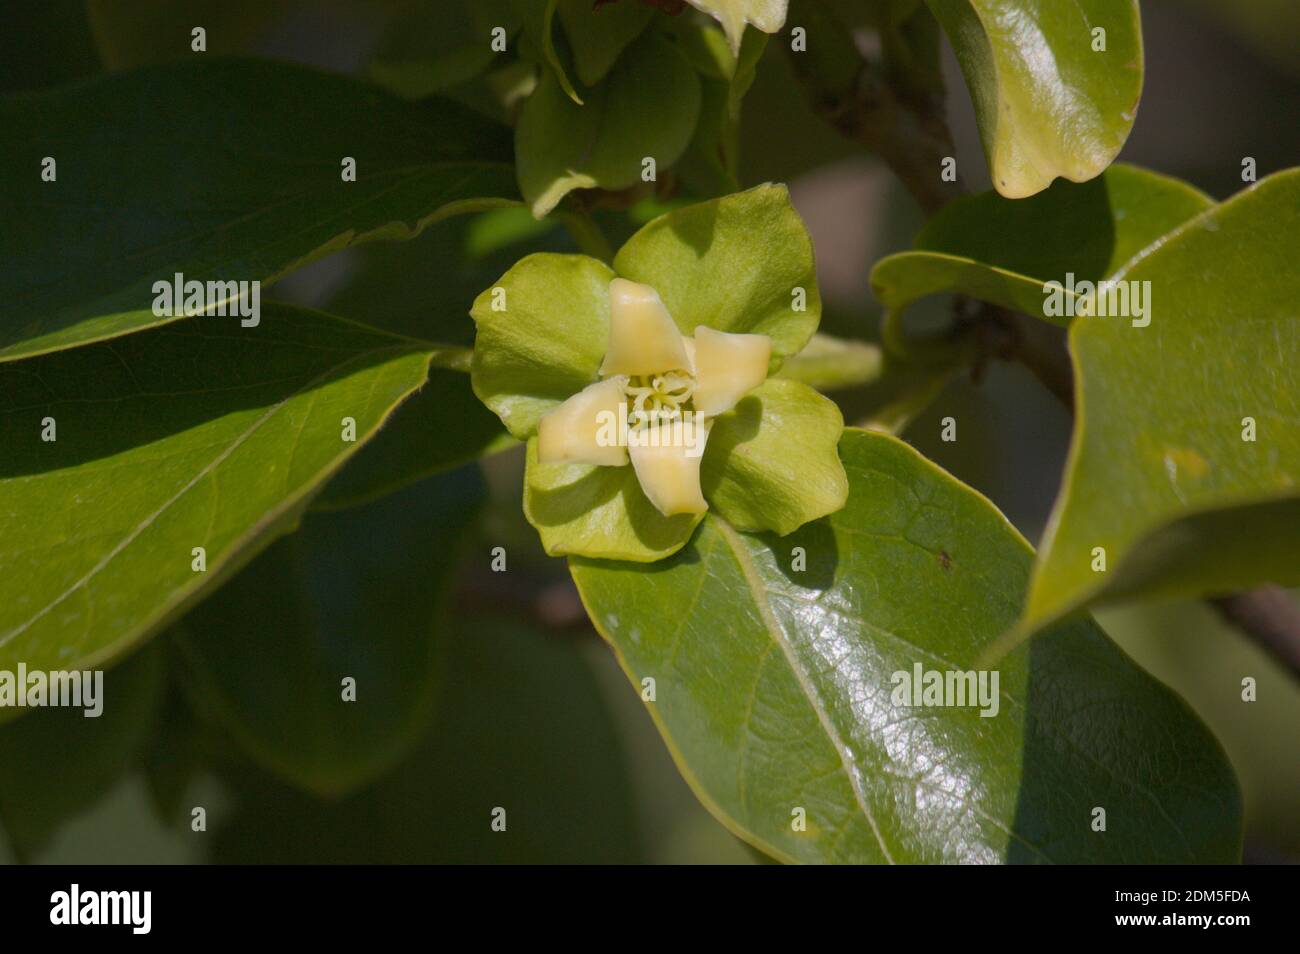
[925,0,1143,198]
[0,57,517,362]
[470,253,614,440]
[0,305,442,674]
[524,438,704,563]
[1018,170,1300,637]
[172,469,484,795]
[211,617,645,863]
[570,428,1242,863]
[870,165,1213,328]
[557,0,655,87]
[702,378,848,535]
[613,183,820,358]
[515,30,702,217]
[688,0,788,54]
[0,646,164,856]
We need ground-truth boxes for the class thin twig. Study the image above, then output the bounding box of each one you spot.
[1210,587,1300,681]
[786,48,959,215]
[557,208,614,263]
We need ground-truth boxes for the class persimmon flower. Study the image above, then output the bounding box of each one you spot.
[537,278,772,517]
[470,185,848,562]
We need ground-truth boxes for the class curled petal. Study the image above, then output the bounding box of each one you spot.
[537,377,629,467]
[600,278,691,376]
[628,418,712,516]
[691,325,771,416]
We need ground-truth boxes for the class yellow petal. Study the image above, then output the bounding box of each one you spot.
[600,278,691,376]
[628,418,711,516]
[691,326,771,416]
[537,377,629,466]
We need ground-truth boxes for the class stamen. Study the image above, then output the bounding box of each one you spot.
[622,369,697,428]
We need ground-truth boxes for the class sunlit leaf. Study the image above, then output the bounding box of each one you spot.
[571,428,1241,863]
[926,0,1143,198]
[0,305,447,673]
[1018,170,1300,637]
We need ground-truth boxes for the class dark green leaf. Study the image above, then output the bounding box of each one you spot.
[0,646,164,857]
[313,368,512,512]
[86,0,301,68]
[311,210,559,511]
[1,57,517,362]
[173,468,485,795]
[211,617,645,862]
[515,30,701,217]
[557,0,655,87]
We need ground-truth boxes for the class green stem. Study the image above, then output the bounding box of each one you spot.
[855,367,958,435]
[558,209,614,263]
[428,345,474,373]
[881,307,979,368]
[776,333,885,391]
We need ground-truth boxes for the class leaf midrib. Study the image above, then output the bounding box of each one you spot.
[0,341,423,652]
[712,516,897,864]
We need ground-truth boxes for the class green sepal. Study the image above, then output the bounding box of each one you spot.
[613,184,820,359]
[523,439,704,563]
[703,378,848,535]
[470,253,613,441]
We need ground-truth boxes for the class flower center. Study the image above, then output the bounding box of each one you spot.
[623,370,696,428]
